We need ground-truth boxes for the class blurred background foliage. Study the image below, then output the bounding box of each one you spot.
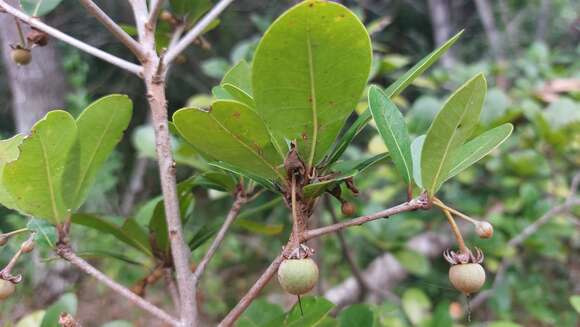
[0,0,579,326]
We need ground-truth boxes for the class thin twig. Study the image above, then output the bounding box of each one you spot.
[78,0,145,60]
[305,194,430,240]
[56,244,179,326]
[163,0,235,65]
[218,254,286,327]
[148,0,165,26]
[193,189,246,283]
[0,0,142,75]
[442,208,468,253]
[0,233,35,283]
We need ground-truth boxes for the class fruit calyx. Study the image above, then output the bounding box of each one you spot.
[443,247,484,265]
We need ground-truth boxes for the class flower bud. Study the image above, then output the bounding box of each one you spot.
[475,221,494,239]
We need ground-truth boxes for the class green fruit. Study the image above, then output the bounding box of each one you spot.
[0,280,15,300]
[278,258,319,295]
[11,48,32,66]
[449,263,485,294]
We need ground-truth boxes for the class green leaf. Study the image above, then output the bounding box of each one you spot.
[174,100,285,181]
[235,218,283,235]
[303,153,388,199]
[170,0,210,18]
[395,250,430,276]
[445,123,513,182]
[27,218,56,249]
[193,171,237,192]
[188,223,221,251]
[72,214,152,256]
[222,60,253,96]
[570,296,580,314]
[323,31,463,167]
[3,111,77,224]
[65,95,133,210]
[368,86,413,184]
[385,30,463,98]
[15,311,45,327]
[40,293,77,327]
[20,0,63,16]
[411,135,425,188]
[421,73,487,196]
[222,83,256,108]
[253,0,372,167]
[285,296,335,327]
[209,161,280,193]
[338,304,376,327]
[0,135,25,210]
[236,299,284,327]
[212,85,235,100]
[75,250,143,266]
[402,288,431,325]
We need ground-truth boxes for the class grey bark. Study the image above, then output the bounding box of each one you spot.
[427,0,456,69]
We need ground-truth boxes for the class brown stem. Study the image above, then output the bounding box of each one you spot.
[442,208,468,253]
[56,244,179,326]
[193,188,246,283]
[0,233,35,283]
[305,195,430,240]
[78,0,145,60]
[218,253,286,327]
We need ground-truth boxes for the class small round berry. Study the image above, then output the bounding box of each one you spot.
[341,201,356,216]
[0,280,16,300]
[475,221,494,239]
[11,47,32,65]
[0,236,8,246]
[160,10,174,23]
[21,239,35,253]
[448,263,486,294]
[277,258,319,295]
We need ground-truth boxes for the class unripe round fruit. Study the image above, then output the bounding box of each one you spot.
[475,221,494,239]
[21,239,35,253]
[160,10,174,23]
[0,280,16,300]
[277,258,319,295]
[341,202,356,216]
[11,48,32,65]
[449,263,485,294]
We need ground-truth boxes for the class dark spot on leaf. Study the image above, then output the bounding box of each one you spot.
[301,132,308,141]
[308,96,313,104]
[329,100,335,106]
[232,111,241,119]
[308,3,314,7]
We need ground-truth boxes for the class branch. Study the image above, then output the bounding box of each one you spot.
[148,0,165,26]
[163,0,234,65]
[78,0,145,60]
[220,195,431,325]
[0,0,142,75]
[56,244,179,326]
[193,189,246,283]
[164,268,181,315]
[218,254,286,327]
[305,194,430,240]
[470,172,580,308]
